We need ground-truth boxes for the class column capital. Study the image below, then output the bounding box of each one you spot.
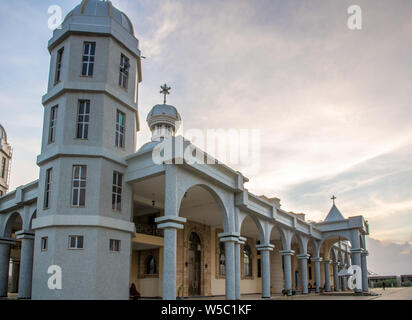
[155,216,186,230]
[333,261,340,266]
[218,232,240,243]
[280,249,295,256]
[361,250,369,256]
[237,236,246,245]
[15,230,35,240]
[297,253,310,260]
[350,248,363,254]
[322,259,331,264]
[256,244,275,252]
[311,257,323,262]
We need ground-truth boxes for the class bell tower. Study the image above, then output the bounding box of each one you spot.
[0,125,12,197]
[32,0,142,299]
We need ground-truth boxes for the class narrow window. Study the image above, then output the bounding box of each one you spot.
[68,235,84,249]
[1,157,6,178]
[76,100,90,139]
[243,244,252,277]
[119,54,130,89]
[41,237,48,251]
[146,255,157,274]
[44,168,52,209]
[48,106,58,144]
[109,239,121,252]
[81,42,95,76]
[72,165,87,206]
[115,110,125,148]
[112,171,123,211]
[257,258,262,278]
[55,47,64,84]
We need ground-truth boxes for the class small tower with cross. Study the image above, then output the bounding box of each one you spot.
[146,84,181,141]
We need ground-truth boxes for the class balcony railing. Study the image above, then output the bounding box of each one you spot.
[135,223,163,237]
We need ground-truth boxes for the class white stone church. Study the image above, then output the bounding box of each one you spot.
[0,0,370,300]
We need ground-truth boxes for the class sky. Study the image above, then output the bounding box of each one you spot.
[0,0,411,275]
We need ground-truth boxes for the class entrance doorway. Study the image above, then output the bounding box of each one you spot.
[188,232,201,296]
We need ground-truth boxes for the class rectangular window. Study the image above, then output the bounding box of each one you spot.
[68,235,84,249]
[1,157,6,178]
[41,237,48,251]
[72,165,87,206]
[48,106,58,144]
[257,258,262,278]
[109,239,121,252]
[112,171,123,211]
[44,168,52,209]
[115,110,125,148]
[76,100,90,139]
[118,54,130,89]
[81,42,95,76]
[55,47,64,84]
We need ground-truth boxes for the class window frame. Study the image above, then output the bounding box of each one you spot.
[112,171,123,211]
[76,100,90,139]
[115,110,126,149]
[1,157,6,179]
[243,244,253,277]
[48,105,58,144]
[55,47,64,84]
[41,236,48,251]
[68,235,84,250]
[43,168,52,209]
[118,54,130,89]
[109,239,121,252]
[71,165,87,207]
[81,42,96,77]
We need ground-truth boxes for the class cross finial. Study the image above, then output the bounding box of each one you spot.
[331,195,336,205]
[160,83,171,104]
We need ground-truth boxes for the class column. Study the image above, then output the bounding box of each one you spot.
[10,260,20,293]
[351,248,363,293]
[312,257,322,293]
[257,244,275,298]
[297,254,309,294]
[155,216,186,300]
[219,233,237,300]
[280,250,294,295]
[333,261,340,291]
[235,237,246,300]
[16,231,34,299]
[323,260,331,292]
[0,239,12,297]
[340,262,347,291]
[361,250,369,292]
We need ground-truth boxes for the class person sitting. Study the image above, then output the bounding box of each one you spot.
[130,283,141,300]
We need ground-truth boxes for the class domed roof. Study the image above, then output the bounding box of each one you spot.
[146,104,181,123]
[0,124,7,142]
[64,0,134,35]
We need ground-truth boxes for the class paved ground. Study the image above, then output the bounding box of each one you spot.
[190,287,412,300]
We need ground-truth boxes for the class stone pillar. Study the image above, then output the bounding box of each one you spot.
[361,250,369,292]
[0,239,12,297]
[235,237,246,300]
[257,244,275,298]
[280,250,294,295]
[340,262,347,291]
[155,216,186,300]
[219,232,237,300]
[333,261,339,291]
[10,260,20,293]
[15,231,34,299]
[351,248,363,293]
[297,254,309,294]
[312,258,322,293]
[323,260,331,292]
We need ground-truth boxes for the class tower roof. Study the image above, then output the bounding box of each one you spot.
[0,124,7,142]
[324,203,345,222]
[64,0,134,35]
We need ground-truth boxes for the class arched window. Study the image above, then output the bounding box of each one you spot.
[146,255,157,275]
[219,242,225,275]
[243,244,252,277]
[189,232,201,251]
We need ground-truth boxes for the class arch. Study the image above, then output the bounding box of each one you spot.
[307,238,321,258]
[28,210,37,231]
[177,183,230,233]
[269,224,293,250]
[239,214,265,244]
[1,211,23,237]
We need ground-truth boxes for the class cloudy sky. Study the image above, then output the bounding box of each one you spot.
[0,0,411,275]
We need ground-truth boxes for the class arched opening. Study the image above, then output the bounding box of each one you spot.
[268,224,289,295]
[3,212,23,297]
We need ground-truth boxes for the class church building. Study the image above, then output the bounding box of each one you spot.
[0,0,370,300]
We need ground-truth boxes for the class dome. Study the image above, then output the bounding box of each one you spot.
[146,104,181,123]
[64,0,134,35]
[147,104,181,141]
[0,124,7,142]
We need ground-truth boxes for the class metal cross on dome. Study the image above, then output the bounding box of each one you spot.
[160,83,171,104]
[331,195,337,205]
